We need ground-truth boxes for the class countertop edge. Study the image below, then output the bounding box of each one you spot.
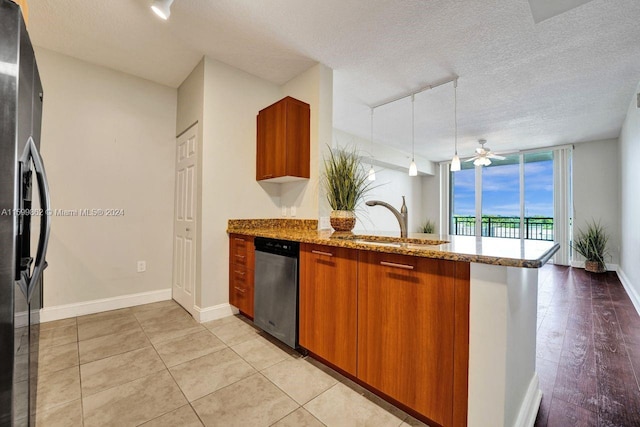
[227,228,560,269]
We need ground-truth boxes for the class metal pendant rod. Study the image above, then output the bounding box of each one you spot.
[370,75,458,111]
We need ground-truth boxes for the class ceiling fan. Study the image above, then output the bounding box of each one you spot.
[465,139,505,166]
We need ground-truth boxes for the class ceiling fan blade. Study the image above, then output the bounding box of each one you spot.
[465,157,477,162]
[488,154,505,160]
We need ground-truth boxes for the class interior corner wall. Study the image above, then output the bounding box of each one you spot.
[280,63,334,220]
[176,58,204,306]
[422,166,442,234]
[619,82,640,309]
[328,129,425,233]
[177,59,204,136]
[353,167,424,234]
[34,48,177,307]
[199,57,282,308]
[572,139,621,265]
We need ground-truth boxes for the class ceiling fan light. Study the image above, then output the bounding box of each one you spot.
[368,165,376,181]
[151,0,173,20]
[409,160,418,176]
[475,157,491,167]
[451,154,461,172]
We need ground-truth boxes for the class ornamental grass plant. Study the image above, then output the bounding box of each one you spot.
[573,220,609,271]
[322,146,374,212]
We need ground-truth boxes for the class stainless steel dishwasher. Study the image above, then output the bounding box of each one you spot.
[253,237,299,348]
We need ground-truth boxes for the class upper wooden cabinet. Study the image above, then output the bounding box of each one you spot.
[256,96,310,182]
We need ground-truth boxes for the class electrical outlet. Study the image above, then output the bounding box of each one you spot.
[290,206,297,217]
[319,216,330,229]
[137,261,146,273]
[282,206,288,217]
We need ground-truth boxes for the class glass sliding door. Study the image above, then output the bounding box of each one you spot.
[450,161,476,236]
[450,150,556,242]
[480,155,521,238]
[524,152,554,240]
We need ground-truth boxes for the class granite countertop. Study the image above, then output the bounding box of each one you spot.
[228,219,560,268]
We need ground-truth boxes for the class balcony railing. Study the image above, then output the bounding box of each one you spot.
[452,216,554,241]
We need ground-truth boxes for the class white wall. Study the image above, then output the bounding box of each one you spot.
[176,59,205,307]
[422,166,442,234]
[328,129,426,234]
[353,168,424,235]
[200,57,283,308]
[619,82,640,310]
[572,139,621,265]
[281,64,334,220]
[174,58,334,310]
[35,48,177,307]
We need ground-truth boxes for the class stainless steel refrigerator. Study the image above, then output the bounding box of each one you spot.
[1,1,51,425]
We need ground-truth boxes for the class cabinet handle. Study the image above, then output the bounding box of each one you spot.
[311,250,333,257]
[234,270,245,276]
[234,286,246,293]
[235,255,245,259]
[234,237,245,242]
[380,261,414,270]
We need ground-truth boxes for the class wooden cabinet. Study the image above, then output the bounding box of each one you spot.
[229,234,255,318]
[256,96,310,182]
[299,244,358,376]
[357,251,470,427]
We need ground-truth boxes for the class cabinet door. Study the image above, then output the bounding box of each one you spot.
[256,102,286,180]
[284,99,310,179]
[358,251,456,427]
[300,244,357,375]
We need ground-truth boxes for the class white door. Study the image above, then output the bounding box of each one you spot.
[172,124,198,315]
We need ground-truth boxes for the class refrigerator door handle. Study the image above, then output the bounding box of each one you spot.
[18,137,51,303]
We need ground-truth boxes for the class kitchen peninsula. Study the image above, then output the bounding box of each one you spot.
[228,219,559,427]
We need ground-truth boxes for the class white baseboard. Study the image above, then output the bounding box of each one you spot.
[40,288,172,322]
[514,374,542,427]
[570,261,618,271]
[617,267,640,316]
[193,303,238,323]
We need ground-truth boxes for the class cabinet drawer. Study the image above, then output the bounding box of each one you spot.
[231,282,254,318]
[230,234,254,267]
[230,265,253,289]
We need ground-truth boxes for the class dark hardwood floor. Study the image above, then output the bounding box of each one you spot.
[535,265,640,427]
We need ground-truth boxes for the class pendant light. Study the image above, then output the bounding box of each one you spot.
[450,79,461,172]
[368,108,376,181]
[151,0,174,20]
[408,94,418,176]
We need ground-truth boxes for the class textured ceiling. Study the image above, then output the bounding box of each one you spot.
[28,0,640,162]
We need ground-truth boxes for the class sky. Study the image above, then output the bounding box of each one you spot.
[452,159,553,217]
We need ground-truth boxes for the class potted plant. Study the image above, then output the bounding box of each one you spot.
[322,145,374,232]
[573,220,609,273]
[420,219,435,234]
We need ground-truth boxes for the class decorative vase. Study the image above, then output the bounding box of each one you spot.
[330,210,356,232]
[585,260,606,273]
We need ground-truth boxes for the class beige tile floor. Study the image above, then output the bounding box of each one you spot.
[31,300,430,427]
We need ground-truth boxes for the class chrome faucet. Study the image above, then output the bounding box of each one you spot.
[366,196,408,238]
